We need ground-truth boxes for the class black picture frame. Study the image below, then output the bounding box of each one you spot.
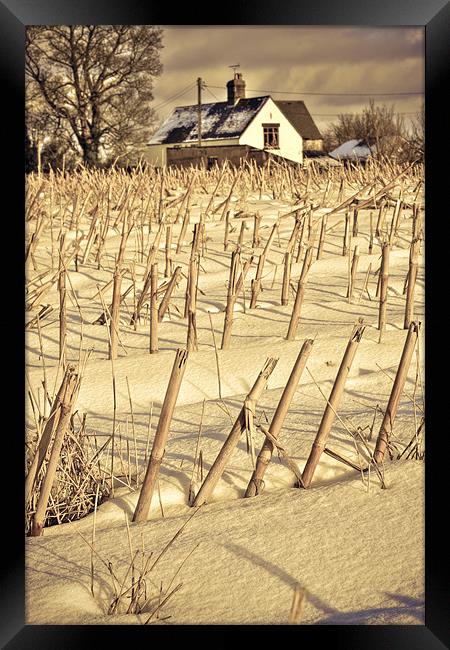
[3,1,448,647]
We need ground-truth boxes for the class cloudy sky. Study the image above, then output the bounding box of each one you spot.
[151,26,424,133]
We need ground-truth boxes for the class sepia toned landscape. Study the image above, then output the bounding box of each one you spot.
[25,26,425,626]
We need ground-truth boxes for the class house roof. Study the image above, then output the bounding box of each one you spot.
[148,96,270,145]
[329,139,373,161]
[274,101,323,140]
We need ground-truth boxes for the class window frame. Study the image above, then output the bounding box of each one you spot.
[262,123,280,149]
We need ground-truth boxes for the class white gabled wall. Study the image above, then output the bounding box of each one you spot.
[238,97,303,164]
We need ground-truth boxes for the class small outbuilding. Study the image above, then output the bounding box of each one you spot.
[329,139,373,162]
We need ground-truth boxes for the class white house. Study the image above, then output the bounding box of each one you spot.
[145,73,319,168]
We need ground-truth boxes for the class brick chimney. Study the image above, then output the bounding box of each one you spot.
[227,72,246,106]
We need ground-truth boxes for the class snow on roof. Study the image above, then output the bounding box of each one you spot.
[148,96,269,145]
[329,139,373,161]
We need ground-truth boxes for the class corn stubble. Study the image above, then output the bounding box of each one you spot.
[25,158,424,553]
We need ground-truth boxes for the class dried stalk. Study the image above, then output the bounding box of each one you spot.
[109,267,123,360]
[187,257,199,352]
[378,242,390,342]
[281,251,292,306]
[58,234,67,366]
[245,338,313,497]
[25,366,73,504]
[301,322,365,488]
[192,357,278,506]
[252,212,261,248]
[373,321,420,464]
[342,211,350,256]
[316,214,327,260]
[347,244,360,301]
[250,222,277,308]
[158,265,182,322]
[164,225,173,278]
[208,312,222,400]
[29,365,80,536]
[286,246,313,341]
[149,263,159,354]
[224,210,231,251]
[133,349,189,522]
[352,208,359,237]
[404,238,420,329]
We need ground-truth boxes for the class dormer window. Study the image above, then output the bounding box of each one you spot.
[263,124,279,149]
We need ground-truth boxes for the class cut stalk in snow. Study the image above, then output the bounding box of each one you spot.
[296,216,306,262]
[192,357,278,506]
[352,208,359,237]
[219,172,240,221]
[224,210,230,251]
[237,220,246,249]
[187,256,199,352]
[357,262,372,304]
[286,246,313,341]
[158,265,182,322]
[133,349,189,522]
[373,321,420,464]
[149,263,158,354]
[378,242,390,342]
[29,365,80,536]
[58,234,67,366]
[252,213,261,248]
[221,253,252,350]
[287,215,301,254]
[404,238,420,329]
[375,202,385,238]
[164,225,172,278]
[25,366,73,504]
[221,250,240,350]
[245,338,314,497]
[369,211,374,254]
[109,214,130,358]
[176,207,191,254]
[250,222,277,308]
[347,244,360,300]
[281,251,292,306]
[109,267,123,361]
[342,211,350,257]
[204,164,227,215]
[316,214,327,260]
[143,221,164,281]
[81,206,99,265]
[301,322,365,488]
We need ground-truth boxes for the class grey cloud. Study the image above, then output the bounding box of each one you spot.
[152,26,424,130]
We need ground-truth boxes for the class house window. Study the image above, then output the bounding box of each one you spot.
[263,124,280,149]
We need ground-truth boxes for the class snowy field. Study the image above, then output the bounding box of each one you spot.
[25,160,424,625]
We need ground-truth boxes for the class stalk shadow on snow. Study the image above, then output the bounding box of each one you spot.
[315,593,424,625]
[26,545,113,607]
[223,541,340,618]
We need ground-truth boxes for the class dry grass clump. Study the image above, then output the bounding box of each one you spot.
[25,416,111,534]
[77,509,200,623]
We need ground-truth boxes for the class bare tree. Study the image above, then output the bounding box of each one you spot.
[323,100,416,161]
[406,104,424,160]
[26,26,163,167]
